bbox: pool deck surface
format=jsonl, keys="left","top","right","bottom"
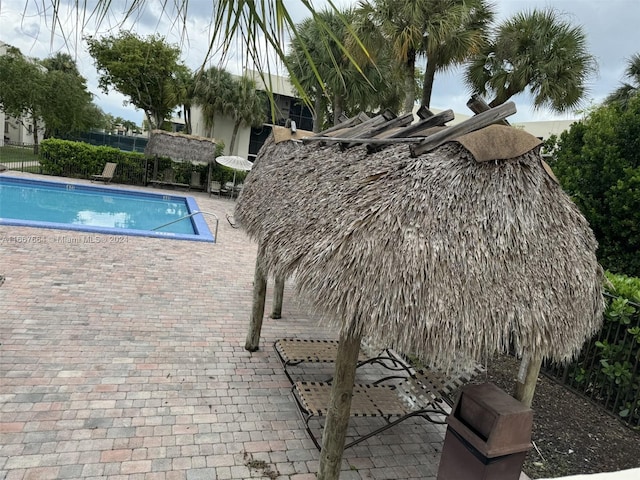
{"left": 0, "top": 173, "right": 524, "bottom": 480}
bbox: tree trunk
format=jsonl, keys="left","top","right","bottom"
{"left": 271, "top": 276, "right": 285, "bottom": 319}
{"left": 184, "top": 105, "right": 192, "bottom": 134}
{"left": 421, "top": 60, "right": 437, "bottom": 109}
{"left": 245, "top": 244, "right": 268, "bottom": 352}
{"left": 403, "top": 52, "right": 416, "bottom": 114}
{"left": 230, "top": 122, "right": 240, "bottom": 155}
{"left": 313, "top": 93, "right": 323, "bottom": 133}
{"left": 515, "top": 354, "right": 543, "bottom": 408}
{"left": 317, "top": 330, "right": 363, "bottom": 480}
{"left": 333, "top": 94, "right": 344, "bottom": 126}
{"left": 32, "top": 115, "right": 40, "bottom": 155}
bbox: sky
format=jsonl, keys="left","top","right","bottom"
{"left": 0, "top": 0, "right": 638, "bottom": 126}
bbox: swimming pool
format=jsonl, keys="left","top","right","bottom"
{"left": 0, "top": 176, "right": 215, "bottom": 242}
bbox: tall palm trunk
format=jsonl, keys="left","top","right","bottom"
{"left": 184, "top": 104, "right": 192, "bottom": 134}
{"left": 421, "top": 60, "right": 437, "bottom": 108}
{"left": 313, "top": 93, "right": 323, "bottom": 133}
{"left": 403, "top": 51, "right": 417, "bottom": 113}
{"left": 230, "top": 122, "right": 240, "bottom": 154}
{"left": 333, "top": 94, "right": 344, "bottom": 126}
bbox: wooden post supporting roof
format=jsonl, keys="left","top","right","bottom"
{"left": 271, "top": 276, "right": 285, "bottom": 319}
{"left": 317, "top": 330, "right": 363, "bottom": 480}
{"left": 516, "top": 354, "right": 543, "bottom": 407}
{"left": 245, "top": 244, "right": 268, "bottom": 352}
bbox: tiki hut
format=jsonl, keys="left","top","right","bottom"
{"left": 145, "top": 130, "right": 218, "bottom": 189}
{"left": 235, "top": 106, "right": 604, "bottom": 478}
{"left": 145, "top": 130, "right": 218, "bottom": 164}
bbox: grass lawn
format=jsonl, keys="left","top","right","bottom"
{"left": 0, "top": 144, "right": 39, "bottom": 163}
{"left": 0, "top": 145, "right": 41, "bottom": 173}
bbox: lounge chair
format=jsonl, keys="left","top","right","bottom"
{"left": 279, "top": 339, "right": 484, "bottom": 450}
{"left": 274, "top": 338, "right": 405, "bottom": 384}
{"left": 91, "top": 162, "right": 117, "bottom": 183}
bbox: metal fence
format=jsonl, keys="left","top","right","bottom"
{"left": 61, "top": 131, "right": 149, "bottom": 153}
{"left": 542, "top": 293, "right": 640, "bottom": 428}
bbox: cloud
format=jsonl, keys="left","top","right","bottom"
{"left": 1, "top": 0, "right": 638, "bottom": 124}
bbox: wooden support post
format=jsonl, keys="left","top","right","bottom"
{"left": 317, "top": 330, "right": 363, "bottom": 480}
{"left": 515, "top": 354, "right": 543, "bottom": 408}
{"left": 244, "top": 246, "right": 268, "bottom": 352}
{"left": 271, "top": 276, "right": 285, "bottom": 319}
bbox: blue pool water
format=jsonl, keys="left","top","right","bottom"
{"left": 0, "top": 176, "right": 214, "bottom": 242}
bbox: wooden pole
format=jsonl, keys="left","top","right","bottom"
{"left": 271, "top": 276, "right": 285, "bottom": 319}
{"left": 245, "top": 244, "right": 267, "bottom": 352}
{"left": 317, "top": 330, "right": 363, "bottom": 480}
{"left": 515, "top": 354, "right": 543, "bottom": 408}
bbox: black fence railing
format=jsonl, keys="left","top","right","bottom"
{"left": 542, "top": 293, "right": 640, "bottom": 428}
{"left": 61, "top": 131, "right": 149, "bottom": 153}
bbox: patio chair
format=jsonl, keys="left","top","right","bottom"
{"left": 210, "top": 180, "right": 222, "bottom": 197}
{"left": 189, "top": 171, "right": 203, "bottom": 190}
{"left": 274, "top": 338, "right": 407, "bottom": 384}
{"left": 289, "top": 352, "right": 485, "bottom": 450}
{"left": 91, "top": 162, "right": 117, "bottom": 183}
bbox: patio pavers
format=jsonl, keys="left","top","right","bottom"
{"left": 0, "top": 174, "right": 445, "bottom": 479}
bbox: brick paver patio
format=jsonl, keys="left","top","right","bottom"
{"left": 1, "top": 173, "right": 448, "bottom": 479}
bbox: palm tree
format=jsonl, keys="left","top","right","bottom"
{"left": 355, "top": 0, "right": 426, "bottom": 113}
{"left": 353, "top": 0, "right": 492, "bottom": 112}
{"left": 192, "top": 67, "right": 235, "bottom": 138}
{"left": 605, "top": 53, "right": 640, "bottom": 109}
{"left": 227, "top": 76, "right": 266, "bottom": 154}
{"left": 419, "top": 0, "right": 494, "bottom": 108}
{"left": 465, "top": 8, "right": 597, "bottom": 112}
{"left": 171, "top": 66, "right": 195, "bottom": 134}
{"left": 287, "top": 8, "right": 405, "bottom": 129}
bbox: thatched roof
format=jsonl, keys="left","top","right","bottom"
{"left": 145, "top": 130, "right": 217, "bottom": 164}
{"left": 235, "top": 118, "right": 604, "bottom": 368}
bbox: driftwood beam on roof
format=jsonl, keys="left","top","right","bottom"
{"left": 364, "top": 112, "right": 415, "bottom": 138}
{"left": 367, "top": 110, "right": 454, "bottom": 153}
{"left": 303, "top": 110, "right": 457, "bottom": 149}
{"left": 312, "top": 110, "right": 395, "bottom": 144}
{"left": 341, "top": 112, "right": 414, "bottom": 150}
{"left": 416, "top": 105, "right": 435, "bottom": 119}
{"left": 467, "top": 94, "right": 510, "bottom": 126}
{"left": 303, "top": 136, "right": 433, "bottom": 145}
{"left": 337, "top": 110, "right": 396, "bottom": 139}
{"left": 410, "top": 102, "right": 517, "bottom": 156}
{"left": 320, "top": 112, "right": 370, "bottom": 135}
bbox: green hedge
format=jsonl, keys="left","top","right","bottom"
{"left": 39, "top": 138, "right": 147, "bottom": 184}
{"left": 38, "top": 138, "right": 226, "bottom": 188}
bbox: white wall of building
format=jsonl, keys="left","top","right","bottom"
{"left": 189, "top": 109, "right": 252, "bottom": 158}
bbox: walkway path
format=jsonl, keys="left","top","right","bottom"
{"left": 0, "top": 173, "right": 447, "bottom": 479}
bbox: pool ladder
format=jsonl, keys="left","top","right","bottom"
{"left": 152, "top": 211, "right": 219, "bottom": 242}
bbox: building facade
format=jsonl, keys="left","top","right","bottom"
{"left": 0, "top": 41, "right": 45, "bottom": 147}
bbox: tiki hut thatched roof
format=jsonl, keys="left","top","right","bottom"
{"left": 145, "top": 130, "right": 218, "bottom": 164}
{"left": 235, "top": 112, "right": 604, "bottom": 368}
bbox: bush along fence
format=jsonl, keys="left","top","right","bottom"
{"left": 37, "top": 138, "right": 240, "bottom": 189}
{"left": 38, "top": 138, "right": 210, "bottom": 188}
{"left": 543, "top": 272, "right": 640, "bottom": 428}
